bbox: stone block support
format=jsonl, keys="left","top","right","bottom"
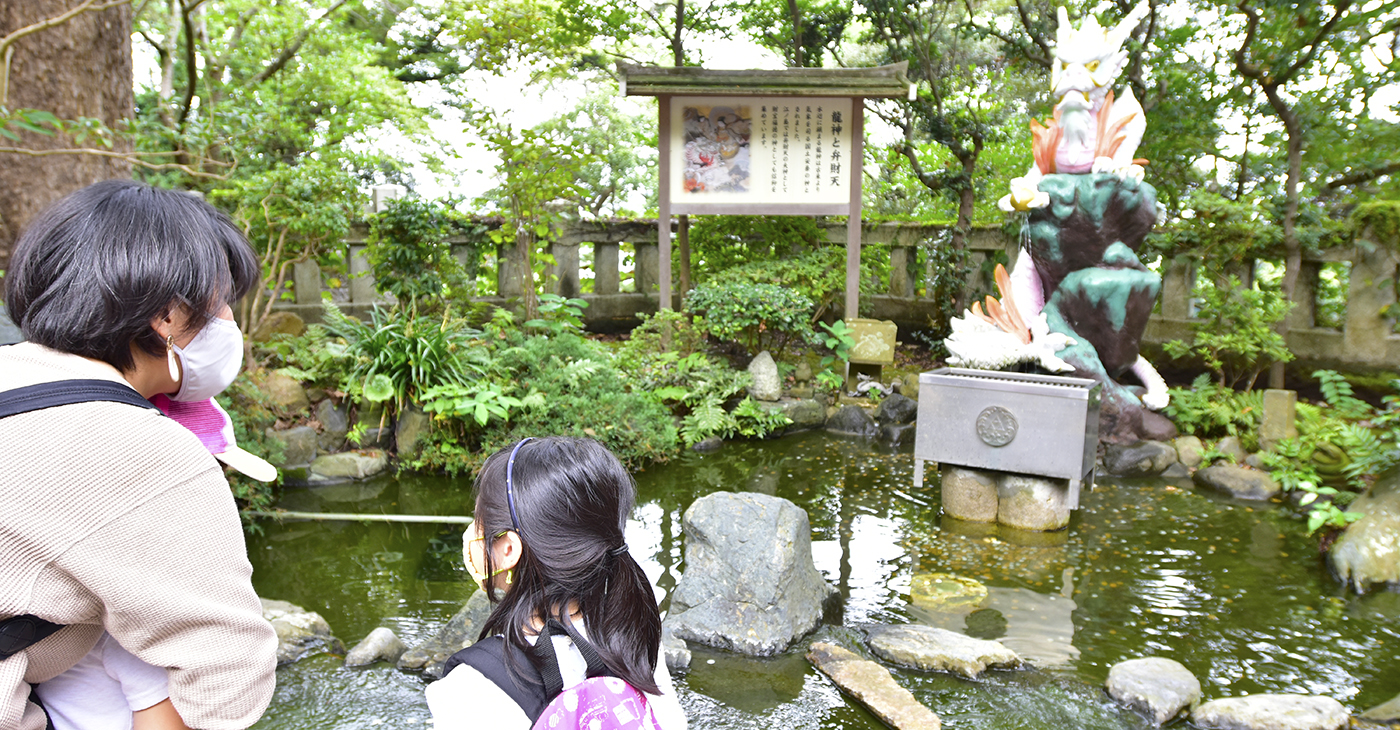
{"left": 548, "top": 242, "right": 580, "bottom": 297}
{"left": 1290, "top": 261, "right": 1321, "bottom": 330}
{"left": 1160, "top": 255, "right": 1193, "bottom": 320}
{"left": 498, "top": 243, "right": 525, "bottom": 299}
{"left": 349, "top": 244, "right": 376, "bottom": 303}
{"left": 293, "top": 260, "right": 322, "bottom": 306}
{"left": 635, "top": 242, "right": 659, "bottom": 294}
{"left": 889, "top": 245, "right": 915, "bottom": 298}
{"left": 594, "top": 242, "right": 620, "bottom": 295}
{"left": 1344, "top": 233, "right": 1398, "bottom": 363}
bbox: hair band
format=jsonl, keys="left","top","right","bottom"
{"left": 608, "top": 543, "right": 629, "bottom": 558}
{"left": 505, "top": 437, "right": 534, "bottom": 535}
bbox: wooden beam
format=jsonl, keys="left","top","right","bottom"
{"left": 658, "top": 95, "right": 673, "bottom": 312}
{"left": 846, "top": 99, "right": 864, "bottom": 322}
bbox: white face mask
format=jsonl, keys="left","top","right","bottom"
{"left": 171, "top": 316, "right": 244, "bottom": 402}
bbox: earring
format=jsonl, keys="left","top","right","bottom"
{"left": 506, "top": 570, "right": 513, "bottom": 586}
{"left": 166, "top": 334, "right": 180, "bottom": 381}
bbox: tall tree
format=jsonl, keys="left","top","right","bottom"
{"left": 0, "top": 0, "right": 133, "bottom": 269}
{"left": 739, "top": 0, "right": 852, "bottom": 68}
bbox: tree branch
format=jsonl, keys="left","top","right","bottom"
{"left": 176, "top": 0, "right": 198, "bottom": 131}
{"left": 245, "top": 0, "right": 351, "bottom": 87}
{"left": 1327, "top": 160, "right": 1400, "bottom": 189}
{"left": 0, "top": 145, "right": 227, "bottom": 178}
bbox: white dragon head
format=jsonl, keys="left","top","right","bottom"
{"left": 1050, "top": 4, "right": 1148, "bottom": 105}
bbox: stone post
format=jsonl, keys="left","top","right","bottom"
{"left": 349, "top": 245, "right": 376, "bottom": 304}
{"left": 594, "top": 242, "right": 620, "bottom": 294}
{"left": 964, "top": 251, "right": 988, "bottom": 294}
{"left": 1289, "top": 261, "right": 1320, "bottom": 330}
{"left": 498, "top": 243, "right": 524, "bottom": 299}
{"left": 1260, "top": 389, "right": 1298, "bottom": 452}
{"left": 451, "top": 243, "right": 477, "bottom": 294}
{"left": 1343, "top": 231, "right": 1399, "bottom": 363}
{"left": 888, "top": 245, "right": 914, "bottom": 298}
{"left": 548, "top": 242, "right": 580, "bottom": 298}
{"left": 635, "top": 242, "right": 659, "bottom": 294}
{"left": 293, "top": 260, "right": 322, "bottom": 306}
{"left": 1160, "top": 255, "right": 1193, "bottom": 320}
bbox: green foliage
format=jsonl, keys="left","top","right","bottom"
{"left": 615, "top": 310, "right": 709, "bottom": 369}
{"left": 1147, "top": 190, "right": 1281, "bottom": 267}
{"left": 686, "top": 215, "right": 828, "bottom": 283}
{"left": 1163, "top": 374, "right": 1263, "bottom": 448}
{"left": 524, "top": 294, "right": 589, "bottom": 336}
{"left": 679, "top": 396, "right": 791, "bottom": 447}
{"left": 698, "top": 244, "right": 885, "bottom": 322}
{"left": 528, "top": 89, "right": 656, "bottom": 217}
{"left": 815, "top": 369, "right": 845, "bottom": 393}
{"left": 818, "top": 320, "right": 855, "bottom": 361}
{"left": 366, "top": 197, "right": 470, "bottom": 305}
{"left": 1315, "top": 369, "right": 1373, "bottom": 420}
{"left": 737, "top": 0, "right": 851, "bottom": 68}
{"left": 420, "top": 382, "right": 528, "bottom": 426}
{"left": 1162, "top": 275, "right": 1293, "bottom": 390}
{"left": 218, "top": 376, "right": 283, "bottom": 531}
{"left": 1261, "top": 439, "right": 1365, "bottom": 535}
{"left": 684, "top": 282, "right": 817, "bottom": 356}
{"left": 320, "top": 302, "right": 486, "bottom": 412}
{"left": 256, "top": 326, "right": 353, "bottom": 388}
{"left": 1353, "top": 201, "right": 1400, "bottom": 248}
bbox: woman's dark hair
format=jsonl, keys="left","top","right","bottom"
{"left": 4, "top": 179, "right": 259, "bottom": 371}
{"left": 476, "top": 437, "right": 662, "bottom": 695}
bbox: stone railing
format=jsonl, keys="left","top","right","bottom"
{"left": 270, "top": 219, "right": 1400, "bottom": 369}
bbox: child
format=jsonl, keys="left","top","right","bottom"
{"left": 32, "top": 397, "right": 276, "bottom": 730}
{"left": 426, "top": 437, "right": 687, "bottom": 730}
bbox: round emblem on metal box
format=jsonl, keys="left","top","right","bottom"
{"left": 976, "top": 406, "right": 1017, "bottom": 447}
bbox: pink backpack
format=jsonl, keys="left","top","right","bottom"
{"left": 533, "top": 675, "right": 661, "bottom": 730}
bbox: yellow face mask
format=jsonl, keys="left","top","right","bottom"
{"left": 464, "top": 522, "right": 511, "bottom": 591}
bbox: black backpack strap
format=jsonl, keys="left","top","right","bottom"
{"left": 531, "top": 619, "right": 613, "bottom": 698}
{"left": 0, "top": 379, "right": 159, "bottom": 420}
{"left": 0, "top": 615, "right": 64, "bottom": 661}
{"left": 443, "top": 636, "right": 550, "bottom": 722}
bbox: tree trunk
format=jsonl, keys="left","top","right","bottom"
{"left": 678, "top": 214, "right": 691, "bottom": 295}
{"left": 786, "top": 0, "right": 803, "bottom": 67}
{"left": 1267, "top": 90, "right": 1302, "bottom": 390}
{"left": 0, "top": 0, "right": 133, "bottom": 270}
{"left": 671, "top": 0, "right": 684, "bottom": 67}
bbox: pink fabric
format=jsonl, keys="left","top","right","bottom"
{"left": 532, "top": 678, "right": 661, "bottom": 730}
{"left": 148, "top": 395, "right": 232, "bottom": 454}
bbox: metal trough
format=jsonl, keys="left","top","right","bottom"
{"left": 914, "top": 368, "right": 1101, "bottom": 506}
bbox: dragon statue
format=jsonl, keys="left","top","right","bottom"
{"left": 953, "top": 3, "right": 1174, "bottom": 443}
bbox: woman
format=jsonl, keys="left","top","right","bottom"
{"left": 0, "top": 180, "right": 278, "bottom": 730}
{"left": 426, "top": 437, "right": 687, "bottom": 730}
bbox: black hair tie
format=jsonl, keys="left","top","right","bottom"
{"left": 608, "top": 544, "right": 629, "bottom": 558}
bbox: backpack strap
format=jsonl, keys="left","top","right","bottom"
{"left": 443, "top": 636, "right": 550, "bottom": 722}
{"left": 0, "top": 615, "right": 64, "bottom": 661}
{"left": 531, "top": 619, "right": 613, "bottom": 698}
{"left": 0, "top": 379, "right": 160, "bottom": 420}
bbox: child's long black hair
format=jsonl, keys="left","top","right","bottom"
{"left": 474, "top": 437, "right": 662, "bottom": 694}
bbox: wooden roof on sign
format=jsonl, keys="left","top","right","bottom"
{"left": 618, "top": 62, "right": 912, "bottom": 98}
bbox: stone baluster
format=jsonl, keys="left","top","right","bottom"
{"left": 348, "top": 244, "right": 376, "bottom": 304}
{"left": 1344, "top": 230, "right": 1399, "bottom": 363}
{"left": 293, "top": 260, "right": 322, "bottom": 305}
{"left": 635, "top": 242, "right": 659, "bottom": 294}
{"left": 451, "top": 243, "right": 477, "bottom": 294}
{"left": 498, "top": 243, "right": 524, "bottom": 299}
{"left": 548, "top": 242, "right": 581, "bottom": 297}
{"left": 1159, "top": 255, "right": 1193, "bottom": 320}
{"left": 1290, "top": 261, "right": 1320, "bottom": 330}
{"left": 888, "top": 245, "right": 914, "bottom": 298}
{"left": 594, "top": 242, "right": 620, "bottom": 294}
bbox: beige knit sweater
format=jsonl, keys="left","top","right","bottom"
{"left": 0, "top": 342, "right": 277, "bottom": 730}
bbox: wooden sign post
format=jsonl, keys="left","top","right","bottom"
{"left": 621, "top": 64, "right": 912, "bottom": 320}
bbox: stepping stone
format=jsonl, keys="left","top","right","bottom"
{"left": 1105, "top": 657, "right": 1200, "bottom": 725}
{"left": 807, "top": 642, "right": 941, "bottom": 730}
{"left": 865, "top": 624, "right": 1021, "bottom": 679}
{"left": 1194, "top": 694, "right": 1349, "bottom": 730}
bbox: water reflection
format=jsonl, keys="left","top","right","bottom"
{"left": 246, "top": 433, "right": 1400, "bottom": 730}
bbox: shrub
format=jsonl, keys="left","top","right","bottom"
{"left": 683, "top": 281, "right": 816, "bottom": 357}
{"left": 1162, "top": 274, "right": 1293, "bottom": 390}
{"left": 1163, "top": 374, "right": 1263, "bottom": 448}
{"left": 365, "top": 197, "right": 471, "bottom": 306}
{"left": 218, "top": 376, "right": 283, "bottom": 531}
{"left": 703, "top": 246, "right": 883, "bottom": 322}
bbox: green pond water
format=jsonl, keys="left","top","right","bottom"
{"left": 247, "top": 431, "right": 1400, "bottom": 729}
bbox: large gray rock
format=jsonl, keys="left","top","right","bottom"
{"left": 756, "top": 398, "right": 826, "bottom": 433}
{"left": 345, "top": 627, "right": 407, "bottom": 667}
{"left": 997, "top": 475, "right": 1071, "bottom": 531}
{"left": 399, "top": 590, "right": 493, "bottom": 677}
{"left": 865, "top": 624, "right": 1021, "bottom": 679}
{"left": 880, "top": 422, "right": 916, "bottom": 448}
{"left": 260, "top": 371, "right": 311, "bottom": 413}
{"left": 1174, "top": 435, "right": 1205, "bottom": 469}
{"left": 874, "top": 394, "right": 918, "bottom": 425}
{"left": 661, "top": 625, "right": 691, "bottom": 674}
{"left": 1106, "top": 657, "right": 1201, "bottom": 726}
{"left": 1360, "top": 692, "right": 1400, "bottom": 723}
{"left": 261, "top": 598, "right": 343, "bottom": 665}
{"left": 1329, "top": 473, "right": 1400, "bottom": 592}
{"left": 1105, "top": 441, "right": 1178, "bottom": 478}
{"left": 941, "top": 467, "right": 998, "bottom": 523}
{"left": 1216, "top": 436, "right": 1248, "bottom": 465}
{"left": 808, "top": 642, "right": 941, "bottom": 730}
{"left": 265, "top": 426, "right": 317, "bottom": 467}
{"left": 666, "top": 492, "right": 838, "bottom": 656}
{"left": 395, "top": 406, "right": 431, "bottom": 459}
{"left": 1193, "top": 694, "right": 1348, "bottom": 730}
{"left": 310, "top": 450, "right": 388, "bottom": 480}
{"left": 1194, "top": 465, "right": 1280, "bottom": 501}
{"left": 691, "top": 436, "right": 723, "bottom": 453}
{"left": 747, "top": 351, "right": 782, "bottom": 402}
{"left": 826, "top": 405, "right": 877, "bottom": 437}
{"left": 315, "top": 399, "right": 350, "bottom": 452}
{"left": 250, "top": 311, "right": 306, "bottom": 342}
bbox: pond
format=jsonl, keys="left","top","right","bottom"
{"left": 247, "top": 431, "right": 1400, "bottom": 729}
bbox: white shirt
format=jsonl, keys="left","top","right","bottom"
{"left": 32, "top": 632, "right": 170, "bottom": 730}
{"left": 426, "top": 627, "right": 687, "bottom": 730}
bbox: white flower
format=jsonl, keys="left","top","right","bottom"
{"left": 998, "top": 176, "right": 1050, "bottom": 212}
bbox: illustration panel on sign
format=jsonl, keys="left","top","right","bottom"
{"left": 681, "top": 104, "right": 751, "bottom": 194}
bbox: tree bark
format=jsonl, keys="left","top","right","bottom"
{"left": 0, "top": 0, "right": 133, "bottom": 270}
{"left": 1268, "top": 92, "right": 1303, "bottom": 389}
